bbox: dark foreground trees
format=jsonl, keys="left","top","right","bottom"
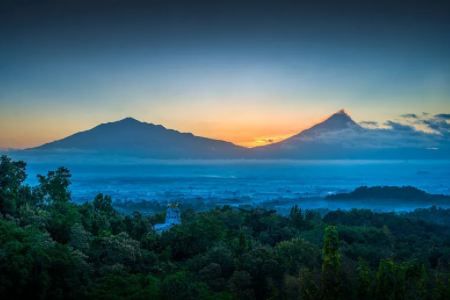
{"left": 1, "top": 155, "right": 450, "bottom": 299}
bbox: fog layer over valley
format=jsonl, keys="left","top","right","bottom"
{"left": 16, "top": 159, "right": 450, "bottom": 213}
{"left": 3, "top": 111, "right": 450, "bottom": 212}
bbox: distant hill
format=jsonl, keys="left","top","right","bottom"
{"left": 326, "top": 186, "right": 450, "bottom": 203}
{"left": 29, "top": 117, "right": 247, "bottom": 158}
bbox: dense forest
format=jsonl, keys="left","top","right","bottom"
{"left": 1, "top": 155, "right": 450, "bottom": 300}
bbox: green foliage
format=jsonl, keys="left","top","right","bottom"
{"left": 161, "top": 271, "right": 213, "bottom": 300}
{"left": 89, "top": 232, "right": 142, "bottom": 271}
{"left": 46, "top": 201, "right": 80, "bottom": 243}
{"left": 161, "top": 213, "right": 226, "bottom": 260}
{"left": 1, "top": 155, "right": 450, "bottom": 299}
{"left": 93, "top": 193, "right": 114, "bottom": 214}
{"left": 356, "top": 258, "right": 372, "bottom": 299}
{"left": 37, "top": 167, "right": 71, "bottom": 204}
{"left": 87, "top": 273, "right": 160, "bottom": 300}
{"left": 299, "top": 267, "right": 319, "bottom": 300}
{"left": 374, "top": 259, "right": 405, "bottom": 300}
{"left": 0, "top": 155, "right": 27, "bottom": 215}
{"left": 229, "top": 270, "right": 254, "bottom": 300}
{"left": 289, "top": 204, "right": 305, "bottom": 228}
{"left": 0, "top": 219, "right": 90, "bottom": 300}
{"left": 275, "top": 238, "right": 319, "bottom": 274}
{"left": 321, "top": 225, "right": 343, "bottom": 300}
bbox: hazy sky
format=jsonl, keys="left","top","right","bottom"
{"left": 1, "top": 0, "right": 450, "bottom": 148}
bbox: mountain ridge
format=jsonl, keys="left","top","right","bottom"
{"left": 24, "top": 110, "right": 450, "bottom": 159}
{"left": 272, "top": 109, "right": 363, "bottom": 143}
{"left": 30, "top": 117, "right": 247, "bottom": 158}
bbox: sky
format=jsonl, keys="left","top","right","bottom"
{"left": 1, "top": 0, "right": 450, "bottom": 148}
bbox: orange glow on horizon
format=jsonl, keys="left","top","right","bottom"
{"left": 0, "top": 104, "right": 356, "bottom": 149}
{"left": 0, "top": 116, "right": 312, "bottom": 149}
{"left": 0, "top": 107, "right": 400, "bottom": 149}
{"left": 227, "top": 133, "right": 297, "bottom": 148}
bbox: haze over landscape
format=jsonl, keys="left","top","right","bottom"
{"left": 1, "top": 0, "right": 450, "bottom": 227}
{"left": 1, "top": 1, "right": 450, "bottom": 299}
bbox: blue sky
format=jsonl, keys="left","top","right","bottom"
{"left": 1, "top": 0, "right": 449, "bottom": 147}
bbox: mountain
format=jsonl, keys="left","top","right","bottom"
{"left": 253, "top": 110, "right": 449, "bottom": 159}
{"left": 25, "top": 111, "right": 449, "bottom": 160}
{"left": 299, "top": 109, "right": 361, "bottom": 133}
{"left": 29, "top": 117, "right": 247, "bottom": 158}
{"left": 284, "top": 109, "right": 362, "bottom": 140}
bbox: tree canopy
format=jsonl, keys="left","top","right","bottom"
{"left": 1, "top": 155, "right": 450, "bottom": 299}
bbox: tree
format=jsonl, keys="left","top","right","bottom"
{"left": 229, "top": 270, "right": 255, "bottom": 300}
{"left": 161, "top": 213, "right": 225, "bottom": 260}
{"left": 35, "top": 167, "right": 80, "bottom": 243}
{"left": 375, "top": 259, "right": 406, "bottom": 300}
{"left": 0, "top": 155, "right": 26, "bottom": 216}
{"left": 238, "top": 230, "right": 249, "bottom": 254}
{"left": 93, "top": 193, "right": 114, "bottom": 215}
{"left": 89, "top": 232, "right": 142, "bottom": 270}
{"left": 161, "top": 271, "right": 208, "bottom": 300}
{"left": 80, "top": 195, "right": 124, "bottom": 236}
{"left": 199, "top": 263, "right": 225, "bottom": 291}
{"left": 298, "top": 267, "right": 319, "bottom": 300}
{"left": 289, "top": 205, "right": 305, "bottom": 229}
{"left": 356, "top": 258, "right": 372, "bottom": 299}
{"left": 204, "top": 245, "right": 235, "bottom": 277}
{"left": 69, "top": 222, "right": 92, "bottom": 252}
{"left": 87, "top": 273, "right": 160, "bottom": 300}
{"left": 1, "top": 156, "right": 450, "bottom": 300}
{"left": 434, "top": 275, "right": 450, "bottom": 300}
{"left": 124, "top": 211, "right": 151, "bottom": 240}
{"left": 0, "top": 219, "right": 91, "bottom": 299}
{"left": 403, "top": 261, "right": 428, "bottom": 300}
{"left": 47, "top": 201, "right": 81, "bottom": 244}
{"left": 239, "top": 246, "right": 282, "bottom": 299}
{"left": 37, "top": 167, "right": 71, "bottom": 204}
{"left": 275, "top": 238, "right": 319, "bottom": 274}
{"left": 321, "top": 225, "right": 343, "bottom": 300}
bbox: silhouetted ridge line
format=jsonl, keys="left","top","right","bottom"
{"left": 27, "top": 110, "right": 450, "bottom": 159}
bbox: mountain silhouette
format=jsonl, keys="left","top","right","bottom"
{"left": 285, "top": 109, "right": 362, "bottom": 140}
{"left": 30, "top": 117, "right": 247, "bottom": 158}
{"left": 26, "top": 111, "right": 449, "bottom": 159}
{"left": 302, "top": 109, "right": 360, "bottom": 131}
{"left": 253, "top": 110, "right": 448, "bottom": 159}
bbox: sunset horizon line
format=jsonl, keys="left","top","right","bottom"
{"left": 1, "top": 109, "right": 351, "bottom": 150}
{"left": 3, "top": 108, "right": 448, "bottom": 150}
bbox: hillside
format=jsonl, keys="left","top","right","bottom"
{"left": 326, "top": 186, "right": 450, "bottom": 203}
{"left": 30, "top": 117, "right": 247, "bottom": 158}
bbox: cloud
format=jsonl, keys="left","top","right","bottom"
{"left": 286, "top": 112, "right": 450, "bottom": 153}
{"left": 423, "top": 119, "right": 450, "bottom": 134}
{"left": 393, "top": 112, "right": 450, "bottom": 135}
{"left": 255, "top": 138, "right": 275, "bottom": 145}
{"left": 435, "top": 113, "right": 450, "bottom": 120}
{"left": 360, "top": 121, "right": 379, "bottom": 128}
{"left": 400, "top": 113, "right": 419, "bottom": 119}
{"left": 384, "top": 121, "right": 416, "bottom": 132}
{"left": 403, "top": 113, "right": 450, "bottom": 135}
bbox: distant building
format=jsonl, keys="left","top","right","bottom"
{"left": 154, "top": 203, "right": 181, "bottom": 233}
